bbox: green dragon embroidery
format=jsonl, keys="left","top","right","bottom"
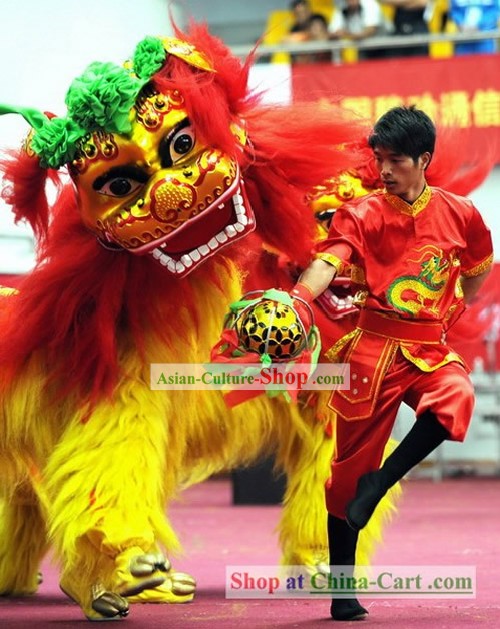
{"left": 387, "top": 254, "right": 451, "bottom": 316}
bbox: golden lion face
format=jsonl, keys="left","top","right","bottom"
{"left": 70, "top": 86, "right": 255, "bottom": 277}
{"left": 308, "top": 171, "right": 374, "bottom": 239}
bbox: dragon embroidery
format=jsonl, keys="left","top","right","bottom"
{"left": 387, "top": 246, "right": 452, "bottom": 316}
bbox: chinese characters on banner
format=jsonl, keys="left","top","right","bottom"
{"left": 292, "top": 53, "right": 500, "bottom": 161}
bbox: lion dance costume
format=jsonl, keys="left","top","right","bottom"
{"left": 0, "top": 24, "right": 402, "bottom": 621}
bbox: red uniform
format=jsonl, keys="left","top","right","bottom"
{"left": 315, "top": 186, "right": 493, "bottom": 518}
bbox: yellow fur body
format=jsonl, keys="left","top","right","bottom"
{"left": 0, "top": 260, "right": 398, "bottom": 619}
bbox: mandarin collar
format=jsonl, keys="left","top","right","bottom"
{"left": 384, "top": 184, "right": 432, "bottom": 217}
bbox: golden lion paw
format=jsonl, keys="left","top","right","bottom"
{"left": 112, "top": 546, "right": 168, "bottom": 598}
{"left": 60, "top": 546, "right": 170, "bottom": 620}
{"left": 60, "top": 578, "right": 129, "bottom": 621}
{"left": 128, "top": 570, "right": 196, "bottom": 604}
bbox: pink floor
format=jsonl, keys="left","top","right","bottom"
{"left": 1, "top": 478, "right": 499, "bottom": 628}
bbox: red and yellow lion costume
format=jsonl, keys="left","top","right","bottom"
{"left": 0, "top": 24, "right": 403, "bottom": 621}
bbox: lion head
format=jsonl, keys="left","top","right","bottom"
{"left": 0, "top": 23, "right": 367, "bottom": 400}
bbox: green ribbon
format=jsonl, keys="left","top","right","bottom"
{"left": 0, "top": 104, "right": 48, "bottom": 130}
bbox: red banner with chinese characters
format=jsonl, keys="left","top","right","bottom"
{"left": 292, "top": 54, "right": 500, "bottom": 162}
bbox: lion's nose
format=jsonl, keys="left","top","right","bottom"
{"left": 149, "top": 178, "right": 195, "bottom": 222}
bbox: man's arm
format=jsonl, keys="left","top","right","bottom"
{"left": 461, "top": 268, "right": 491, "bottom": 304}
{"left": 296, "top": 258, "right": 338, "bottom": 300}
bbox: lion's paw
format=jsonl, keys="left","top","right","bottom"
{"left": 128, "top": 570, "right": 196, "bottom": 604}
{"left": 60, "top": 578, "right": 129, "bottom": 621}
{"left": 113, "top": 546, "right": 168, "bottom": 598}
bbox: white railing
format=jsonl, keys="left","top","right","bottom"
{"left": 229, "top": 29, "right": 500, "bottom": 60}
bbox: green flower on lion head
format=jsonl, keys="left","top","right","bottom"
{"left": 66, "top": 62, "right": 142, "bottom": 134}
{"left": 0, "top": 36, "right": 212, "bottom": 169}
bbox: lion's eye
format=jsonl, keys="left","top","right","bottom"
{"left": 92, "top": 166, "right": 149, "bottom": 197}
{"left": 160, "top": 120, "right": 196, "bottom": 167}
{"left": 98, "top": 177, "right": 144, "bottom": 198}
{"left": 172, "top": 130, "right": 195, "bottom": 159}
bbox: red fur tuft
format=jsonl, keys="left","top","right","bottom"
{"left": 243, "top": 105, "right": 368, "bottom": 266}
{"left": 154, "top": 22, "right": 258, "bottom": 160}
{"left": 0, "top": 149, "right": 61, "bottom": 247}
{"left": 427, "top": 126, "right": 497, "bottom": 195}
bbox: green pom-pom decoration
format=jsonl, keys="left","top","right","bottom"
{"left": 133, "top": 36, "right": 166, "bottom": 80}
{"left": 65, "top": 61, "right": 142, "bottom": 135}
{"left": 31, "top": 117, "right": 84, "bottom": 169}
{"left": 2, "top": 37, "right": 169, "bottom": 169}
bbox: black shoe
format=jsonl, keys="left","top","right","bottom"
{"left": 346, "top": 470, "right": 386, "bottom": 532}
{"left": 330, "top": 598, "right": 368, "bottom": 621}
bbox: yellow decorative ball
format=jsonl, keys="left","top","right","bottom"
{"left": 236, "top": 299, "right": 306, "bottom": 360}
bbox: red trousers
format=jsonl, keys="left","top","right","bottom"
{"left": 325, "top": 348, "right": 475, "bottom": 518}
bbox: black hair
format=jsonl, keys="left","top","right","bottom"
{"left": 290, "top": 0, "right": 309, "bottom": 9}
{"left": 368, "top": 105, "right": 436, "bottom": 163}
{"left": 309, "top": 13, "right": 328, "bottom": 28}
{"left": 342, "top": 5, "right": 363, "bottom": 17}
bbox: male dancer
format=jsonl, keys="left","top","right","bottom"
{"left": 291, "top": 105, "right": 493, "bottom": 620}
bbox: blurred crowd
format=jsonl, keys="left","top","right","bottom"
{"left": 268, "top": 0, "right": 500, "bottom": 63}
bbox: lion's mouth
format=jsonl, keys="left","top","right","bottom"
{"left": 145, "top": 179, "right": 255, "bottom": 277}
{"left": 316, "top": 281, "right": 357, "bottom": 321}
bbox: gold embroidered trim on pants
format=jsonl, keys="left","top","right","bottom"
{"left": 399, "top": 346, "right": 464, "bottom": 371}
{"left": 325, "top": 329, "right": 360, "bottom": 363}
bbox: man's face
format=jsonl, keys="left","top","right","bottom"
{"left": 293, "top": 2, "right": 311, "bottom": 25}
{"left": 309, "top": 18, "right": 328, "bottom": 39}
{"left": 373, "top": 146, "right": 430, "bottom": 201}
